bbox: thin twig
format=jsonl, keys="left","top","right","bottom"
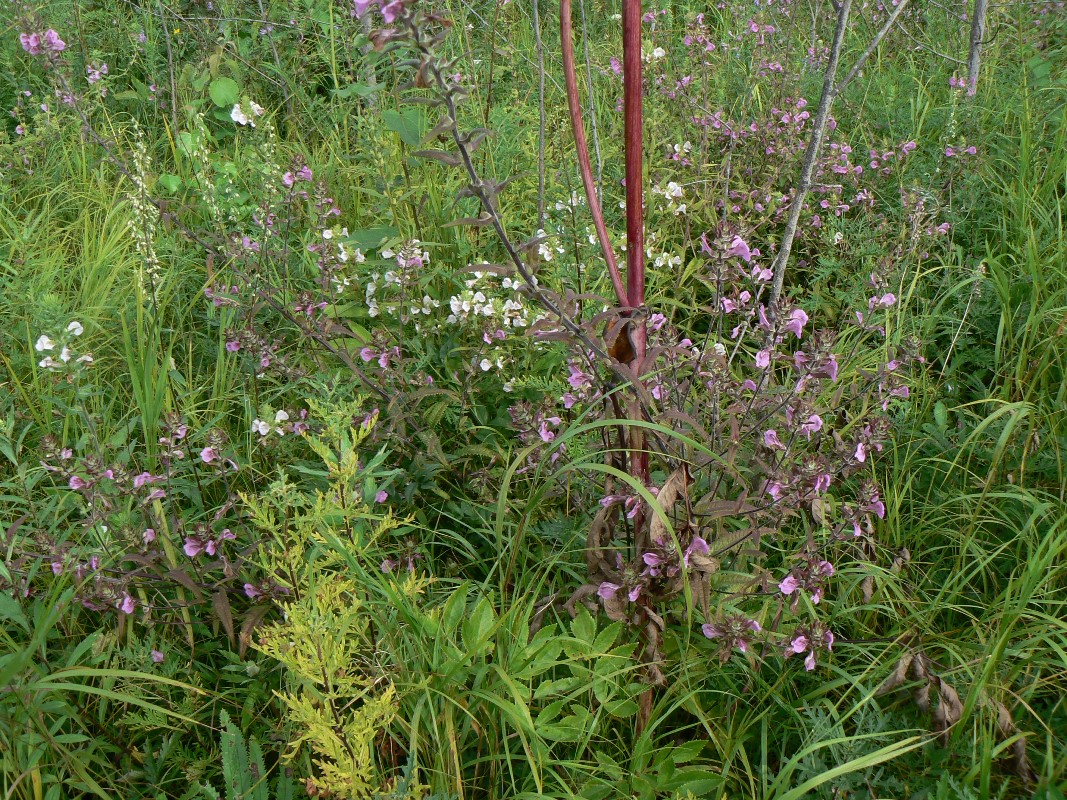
{"left": 532, "top": 0, "right": 547, "bottom": 229}
{"left": 561, "top": 0, "right": 628, "bottom": 307}
{"left": 768, "top": 0, "right": 853, "bottom": 310}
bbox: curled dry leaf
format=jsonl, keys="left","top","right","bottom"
{"left": 877, "top": 649, "right": 1034, "bottom": 786}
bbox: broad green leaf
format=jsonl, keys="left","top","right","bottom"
{"left": 208, "top": 77, "right": 240, "bottom": 107}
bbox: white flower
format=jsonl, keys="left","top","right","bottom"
{"left": 653, "top": 47, "right": 666, "bottom": 59}
{"left": 252, "top": 419, "right": 271, "bottom": 436}
{"left": 76, "top": 354, "right": 94, "bottom": 364}
{"left": 479, "top": 359, "right": 492, "bottom": 371}
{"left": 38, "top": 356, "right": 60, "bottom": 370}
{"left": 35, "top": 335, "right": 55, "bottom": 352}
{"left": 66, "top": 321, "right": 84, "bottom": 336}
{"left": 59, "top": 346, "right": 72, "bottom": 363}
{"left": 274, "top": 410, "right": 289, "bottom": 423}
{"left": 231, "top": 104, "right": 252, "bottom": 126}
{"left": 249, "top": 101, "right": 265, "bottom": 117}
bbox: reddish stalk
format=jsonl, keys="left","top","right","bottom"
{"left": 621, "top": 0, "right": 649, "bottom": 489}
{"left": 560, "top": 0, "right": 628, "bottom": 308}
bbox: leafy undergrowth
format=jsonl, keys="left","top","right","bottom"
{"left": 1, "top": 0, "right": 1065, "bottom": 798}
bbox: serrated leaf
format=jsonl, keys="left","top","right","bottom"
{"left": 571, "top": 606, "right": 596, "bottom": 643}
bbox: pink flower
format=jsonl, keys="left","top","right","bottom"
{"left": 597, "top": 582, "right": 621, "bottom": 600}
{"left": 726, "top": 235, "right": 752, "bottom": 262}
{"left": 804, "top": 651, "right": 817, "bottom": 670}
{"left": 353, "top": 0, "right": 376, "bottom": 17}
{"left": 183, "top": 537, "right": 205, "bottom": 558}
{"left": 244, "top": 583, "right": 263, "bottom": 599}
{"left": 375, "top": 490, "right": 389, "bottom": 503}
{"left": 144, "top": 488, "right": 166, "bottom": 502}
{"left": 20, "top": 32, "right": 43, "bottom": 54}
{"left": 763, "top": 429, "right": 785, "bottom": 450}
{"left": 296, "top": 166, "right": 313, "bottom": 181}
{"left": 151, "top": 649, "right": 165, "bottom": 663}
{"left": 282, "top": 171, "right": 295, "bottom": 187}
{"left": 799, "top": 414, "right": 823, "bottom": 438}
{"left": 69, "top": 475, "right": 87, "bottom": 490}
{"left": 143, "top": 528, "right": 156, "bottom": 543}
{"left": 118, "top": 594, "right": 136, "bottom": 615}
{"left": 755, "top": 350, "right": 771, "bottom": 369}
{"left": 567, "top": 363, "right": 593, "bottom": 389}
{"left": 790, "top": 634, "right": 808, "bottom": 653}
{"left": 359, "top": 347, "right": 376, "bottom": 362}
{"left": 133, "top": 471, "right": 155, "bottom": 488}
{"left": 42, "top": 29, "right": 65, "bottom": 51}
{"left": 226, "top": 340, "right": 241, "bottom": 352}
{"left": 783, "top": 308, "right": 809, "bottom": 339}
{"left": 855, "top": 442, "right": 867, "bottom": 462}
{"left": 814, "top": 473, "right": 831, "bottom": 493}
{"left": 779, "top": 575, "right": 799, "bottom": 595}
{"left": 199, "top": 447, "right": 218, "bottom": 464}
{"left": 381, "top": 0, "right": 405, "bottom": 22}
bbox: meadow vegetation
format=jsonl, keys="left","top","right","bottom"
{"left": 1, "top": 0, "right": 1065, "bottom": 797}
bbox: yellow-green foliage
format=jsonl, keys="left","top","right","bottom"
{"left": 249, "top": 400, "right": 423, "bottom": 799}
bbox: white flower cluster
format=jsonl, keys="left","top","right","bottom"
{"left": 252, "top": 410, "right": 290, "bottom": 437}
{"left": 127, "top": 124, "right": 162, "bottom": 291}
{"left": 652, "top": 181, "right": 687, "bottom": 215}
{"left": 230, "top": 100, "right": 265, "bottom": 127}
{"left": 324, "top": 226, "right": 366, "bottom": 293}
{"left": 653, "top": 251, "right": 682, "bottom": 269}
{"left": 365, "top": 240, "right": 436, "bottom": 320}
{"left": 554, "top": 192, "right": 585, "bottom": 212}
{"left": 36, "top": 321, "right": 93, "bottom": 370}
{"left": 445, "top": 272, "right": 533, "bottom": 330}
{"left": 535, "top": 229, "right": 566, "bottom": 262}
{"left": 644, "top": 46, "right": 667, "bottom": 62}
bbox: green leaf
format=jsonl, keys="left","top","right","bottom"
{"left": 381, "top": 109, "right": 423, "bottom": 147}
{"left": 333, "top": 82, "right": 382, "bottom": 99}
{"left": 158, "top": 174, "right": 182, "bottom": 193}
{"left": 209, "top": 77, "right": 240, "bottom": 107}
{"left": 462, "top": 596, "right": 496, "bottom": 655}
{"left": 571, "top": 606, "right": 596, "bottom": 643}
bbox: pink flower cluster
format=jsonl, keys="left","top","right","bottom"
{"left": 20, "top": 29, "right": 66, "bottom": 55}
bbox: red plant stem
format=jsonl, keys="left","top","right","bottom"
{"left": 622, "top": 0, "right": 649, "bottom": 490}
{"left": 560, "top": 0, "right": 628, "bottom": 308}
